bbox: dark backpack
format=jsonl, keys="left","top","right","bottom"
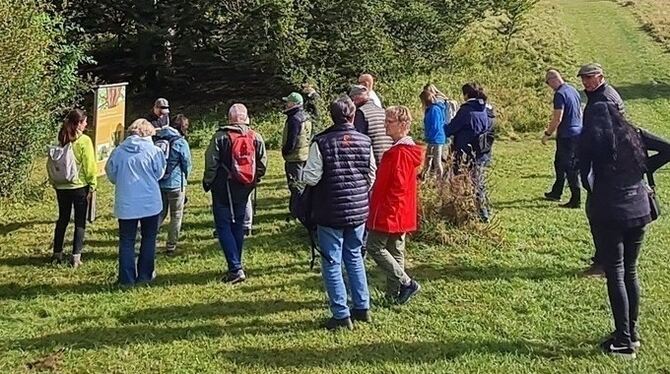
{"left": 290, "top": 184, "right": 332, "bottom": 269}
{"left": 154, "top": 135, "right": 183, "bottom": 182}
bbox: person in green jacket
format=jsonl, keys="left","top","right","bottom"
{"left": 51, "top": 109, "right": 97, "bottom": 268}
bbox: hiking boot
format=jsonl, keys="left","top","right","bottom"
{"left": 397, "top": 280, "right": 421, "bottom": 305}
{"left": 323, "top": 317, "right": 353, "bottom": 331}
{"left": 51, "top": 252, "right": 64, "bottom": 265}
{"left": 560, "top": 201, "right": 580, "bottom": 209}
{"left": 582, "top": 263, "right": 605, "bottom": 278}
{"left": 244, "top": 228, "right": 252, "bottom": 237}
{"left": 70, "top": 254, "right": 82, "bottom": 269}
{"left": 600, "top": 337, "right": 637, "bottom": 359}
{"left": 544, "top": 192, "right": 561, "bottom": 201}
{"left": 222, "top": 270, "right": 246, "bottom": 284}
{"left": 351, "top": 309, "right": 371, "bottom": 323}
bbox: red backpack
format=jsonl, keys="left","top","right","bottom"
{"left": 226, "top": 129, "right": 257, "bottom": 185}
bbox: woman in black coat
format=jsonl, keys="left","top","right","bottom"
{"left": 579, "top": 102, "right": 653, "bottom": 359}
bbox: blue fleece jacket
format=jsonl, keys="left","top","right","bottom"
{"left": 424, "top": 101, "right": 446, "bottom": 144}
{"left": 445, "top": 99, "right": 493, "bottom": 162}
{"left": 106, "top": 135, "right": 166, "bottom": 220}
{"left": 156, "top": 126, "right": 192, "bottom": 191}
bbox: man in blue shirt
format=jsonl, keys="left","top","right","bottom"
{"left": 542, "top": 69, "right": 583, "bottom": 208}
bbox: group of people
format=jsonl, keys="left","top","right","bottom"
{"left": 47, "top": 66, "right": 667, "bottom": 358}
{"left": 541, "top": 63, "right": 670, "bottom": 358}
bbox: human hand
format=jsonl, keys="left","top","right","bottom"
{"left": 541, "top": 134, "right": 550, "bottom": 145}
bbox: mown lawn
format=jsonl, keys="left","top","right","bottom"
{"left": 2, "top": 0, "right": 670, "bottom": 373}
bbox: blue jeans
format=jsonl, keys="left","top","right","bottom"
{"left": 317, "top": 224, "right": 370, "bottom": 319}
{"left": 212, "top": 196, "right": 247, "bottom": 273}
{"left": 118, "top": 214, "right": 159, "bottom": 285}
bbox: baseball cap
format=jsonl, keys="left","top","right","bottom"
{"left": 228, "top": 103, "right": 249, "bottom": 125}
{"left": 154, "top": 98, "right": 170, "bottom": 114}
{"left": 577, "top": 63, "right": 604, "bottom": 77}
{"left": 349, "top": 84, "right": 368, "bottom": 97}
{"left": 282, "top": 92, "right": 304, "bottom": 105}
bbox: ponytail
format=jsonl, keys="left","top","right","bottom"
{"left": 58, "top": 109, "right": 86, "bottom": 146}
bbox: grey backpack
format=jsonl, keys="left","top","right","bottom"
{"left": 47, "top": 143, "right": 79, "bottom": 184}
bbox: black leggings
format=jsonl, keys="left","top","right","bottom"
{"left": 53, "top": 187, "right": 89, "bottom": 255}
{"left": 592, "top": 222, "right": 646, "bottom": 344}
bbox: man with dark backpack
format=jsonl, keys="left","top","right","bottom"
{"left": 156, "top": 114, "right": 192, "bottom": 256}
{"left": 203, "top": 103, "right": 267, "bottom": 284}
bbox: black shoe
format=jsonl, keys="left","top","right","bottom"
{"left": 601, "top": 338, "right": 637, "bottom": 359}
{"left": 323, "top": 317, "right": 353, "bottom": 331}
{"left": 544, "top": 192, "right": 561, "bottom": 201}
{"left": 560, "top": 201, "right": 580, "bottom": 209}
{"left": 221, "top": 270, "right": 246, "bottom": 284}
{"left": 605, "top": 331, "right": 641, "bottom": 349}
{"left": 351, "top": 309, "right": 371, "bottom": 323}
{"left": 397, "top": 280, "right": 421, "bottom": 305}
{"left": 51, "top": 252, "right": 64, "bottom": 265}
{"left": 581, "top": 263, "right": 605, "bottom": 278}
{"left": 244, "top": 228, "right": 252, "bottom": 237}
{"left": 212, "top": 230, "right": 218, "bottom": 238}
{"left": 166, "top": 249, "right": 177, "bottom": 257}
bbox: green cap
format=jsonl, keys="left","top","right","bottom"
{"left": 282, "top": 92, "right": 304, "bottom": 105}
{"left": 577, "top": 63, "right": 604, "bottom": 77}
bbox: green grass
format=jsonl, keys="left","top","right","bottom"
{"left": 3, "top": 0, "right": 670, "bottom": 372}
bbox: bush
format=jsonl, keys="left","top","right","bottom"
{"left": 0, "top": 0, "right": 87, "bottom": 197}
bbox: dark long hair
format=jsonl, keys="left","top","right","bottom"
{"left": 584, "top": 102, "right": 646, "bottom": 175}
{"left": 172, "top": 114, "right": 189, "bottom": 136}
{"left": 58, "top": 109, "right": 86, "bottom": 146}
{"left": 462, "top": 82, "right": 488, "bottom": 102}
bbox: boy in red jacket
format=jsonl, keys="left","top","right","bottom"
{"left": 367, "top": 106, "right": 424, "bottom": 304}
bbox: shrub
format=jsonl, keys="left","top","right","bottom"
{"left": 0, "top": 0, "right": 87, "bottom": 197}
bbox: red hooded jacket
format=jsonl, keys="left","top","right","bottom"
{"left": 367, "top": 139, "right": 424, "bottom": 234}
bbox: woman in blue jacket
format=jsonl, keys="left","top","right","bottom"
{"left": 106, "top": 119, "right": 166, "bottom": 285}
{"left": 156, "top": 114, "right": 192, "bottom": 256}
{"left": 420, "top": 84, "right": 448, "bottom": 178}
{"left": 446, "top": 83, "right": 495, "bottom": 222}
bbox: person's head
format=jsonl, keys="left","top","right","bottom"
{"left": 283, "top": 92, "right": 304, "bottom": 110}
{"left": 127, "top": 118, "right": 156, "bottom": 138}
{"left": 349, "top": 84, "right": 369, "bottom": 106}
{"left": 58, "top": 109, "right": 88, "bottom": 146}
{"left": 330, "top": 95, "right": 356, "bottom": 124}
{"left": 462, "top": 82, "right": 487, "bottom": 102}
{"left": 153, "top": 98, "right": 170, "bottom": 117}
{"left": 584, "top": 101, "right": 646, "bottom": 173}
{"left": 228, "top": 103, "right": 250, "bottom": 125}
{"left": 420, "top": 83, "right": 446, "bottom": 109}
{"left": 384, "top": 106, "right": 412, "bottom": 141}
{"left": 577, "top": 63, "right": 605, "bottom": 92}
{"left": 172, "top": 114, "right": 189, "bottom": 136}
{"left": 545, "top": 69, "right": 565, "bottom": 90}
{"left": 358, "top": 74, "right": 375, "bottom": 90}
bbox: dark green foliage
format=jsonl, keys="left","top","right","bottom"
{"left": 0, "top": 0, "right": 87, "bottom": 197}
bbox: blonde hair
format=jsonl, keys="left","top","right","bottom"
{"left": 420, "top": 83, "right": 446, "bottom": 109}
{"left": 386, "top": 106, "right": 412, "bottom": 130}
{"left": 127, "top": 119, "right": 156, "bottom": 137}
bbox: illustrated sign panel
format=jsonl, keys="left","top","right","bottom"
{"left": 92, "top": 83, "right": 128, "bottom": 175}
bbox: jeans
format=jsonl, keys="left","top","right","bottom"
{"left": 550, "top": 136, "right": 580, "bottom": 202}
{"left": 118, "top": 214, "right": 160, "bottom": 285}
{"left": 53, "top": 187, "right": 89, "bottom": 255}
{"left": 592, "top": 222, "right": 646, "bottom": 344}
{"left": 285, "top": 162, "right": 305, "bottom": 217}
{"left": 317, "top": 224, "right": 370, "bottom": 319}
{"left": 160, "top": 189, "right": 186, "bottom": 251}
{"left": 422, "top": 143, "right": 445, "bottom": 178}
{"left": 366, "top": 230, "right": 411, "bottom": 295}
{"left": 471, "top": 162, "right": 490, "bottom": 221}
{"left": 212, "top": 195, "right": 247, "bottom": 273}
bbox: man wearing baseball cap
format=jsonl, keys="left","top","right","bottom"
{"left": 281, "top": 92, "right": 312, "bottom": 218}
{"left": 146, "top": 98, "right": 171, "bottom": 128}
{"left": 577, "top": 63, "right": 626, "bottom": 278}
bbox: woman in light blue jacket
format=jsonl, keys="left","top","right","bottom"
{"left": 106, "top": 119, "right": 166, "bottom": 285}
{"left": 156, "top": 114, "right": 192, "bottom": 255}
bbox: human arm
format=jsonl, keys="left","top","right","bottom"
{"left": 639, "top": 128, "right": 670, "bottom": 174}
{"left": 543, "top": 93, "right": 565, "bottom": 144}
{"left": 79, "top": 136, "right": 98, "bottom": 190}
{"left": 303, "top": 142, "right": 323, "bottom": 186}
{"left": 105, "top": 149, "right": 118, "bottom": 185}
{"left": 255, "top": 133, "right": 268, "bottom": 181}
{"left": 180, "top": 139, "right": 193, "bottom": 179}
{"left": 366, "top": 148, "right": 377, "bottom": 189}
{"left": 445, "top": 107, "right": 467, "bottom": 137}
{"left": 153, "top": 147, "right": 167, "bottom": 180}
{"left": 282, "top": 117, "right": 301, "bottom": 156}
{"left": 202, "top": 133, "right": 221, "bottom": 192}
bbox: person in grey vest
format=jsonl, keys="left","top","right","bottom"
{"left": 578, "top": 63, "right": 626, "bottom": 277}
{"left": 350, "top": 85, "right": 393, "bottom": 164}
{"left": 282, "top": 92, "right": 312, "bottom": 218}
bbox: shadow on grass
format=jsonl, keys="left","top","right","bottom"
{"left": 411, "top": 263, "right": 580, "bottom": 282}
{"left": 616, "top": 81, "right": 670, "bottom": 101}
{"left": 519, "top": 173, "right": 552, "bottom": 179}
{"left": 493, "top": 197, "right": 551, "bottom": 209}
{"left": 0, "top": 220, "right": 53, "bottom": 236}
{"left": 0, "top": 251, "right": 117, "bottom": 267}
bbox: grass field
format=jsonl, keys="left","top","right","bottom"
{"left": 3, "top": 0, "right": 670, "bottom": 373}
{"left": 620, "top": 0, "right": 670, "bottom": 51}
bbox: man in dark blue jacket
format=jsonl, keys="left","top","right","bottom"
{"left": 281, "top": 92, "right": 312, "bottom": 218}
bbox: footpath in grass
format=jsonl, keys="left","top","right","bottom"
{"left": 2, "top": 1, "right": 670, "bottom": 373}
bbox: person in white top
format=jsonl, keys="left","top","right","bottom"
{"left": 358, "top": 74, "right": 383, "bottom": 108}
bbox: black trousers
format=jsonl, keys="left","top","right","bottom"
{"left": 53, "top": 187, "right": 89, "bottom": 255}
{"left": 285, "top": 161, "right": 305, "bottom": 217}
{"left": 591, "top": 222, "right": 646, "bottom": 344}
{"left": 549, "top": 136, "right": 580, "bottom": 202}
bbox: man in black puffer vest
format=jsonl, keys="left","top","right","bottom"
{"left": 304, "top": 96, "right": 377, "bottom": 330}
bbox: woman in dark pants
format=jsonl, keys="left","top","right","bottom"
{"left": 579, "top": 102, "right": 657, "bottom": 359}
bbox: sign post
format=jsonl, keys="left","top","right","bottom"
{"left": 91, "top": 83, "right": 128, "bottom": 176}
